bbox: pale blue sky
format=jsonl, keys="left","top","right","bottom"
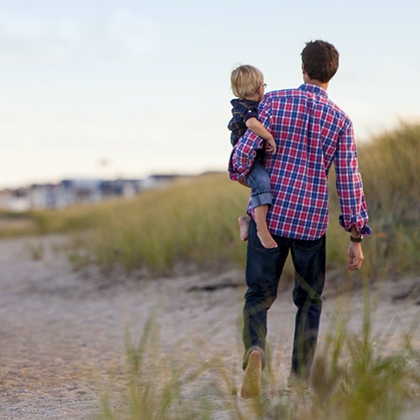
{"left": 1, "top": 0, "right": 419, "bottom": 188}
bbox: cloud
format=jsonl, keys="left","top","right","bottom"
{"left": 0, "top": 12, "right": 83, "bottom": 63}
{"left": 104, "top": 9, "right": 163, "bottom": 57}
{"left": 0, "top": 9, "right": 163, "bottom": 65}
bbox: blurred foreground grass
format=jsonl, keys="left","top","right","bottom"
{"left": 1, "top": 122, "right": 420, "bottom": 278}
{"left": 99, "top": 290, "right": 420, "bottom": 420}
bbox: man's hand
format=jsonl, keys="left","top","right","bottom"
{"left": 265, "top": 136, "right": 277, "bottom": 154}
{"left": 347, "top": 242, "right": 364, "bottom": 270}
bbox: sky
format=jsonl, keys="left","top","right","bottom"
{"left": 1, "top": 0, "right": 419, "bottom": 189}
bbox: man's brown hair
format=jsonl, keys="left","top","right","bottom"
{"left": 301, "top": 40, "right": 339, "bottom": 83}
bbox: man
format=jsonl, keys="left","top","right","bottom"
{"left": 229, "top": 40, "right": 371, "bottom": 398}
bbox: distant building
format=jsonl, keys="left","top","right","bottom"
{"left": 142, "top": 174, "right": 180, "bottom": 190}
{"left": 100, "top": 179, "right": 143, "bottom": 199}
{"left": 28, "top": 184, "right": 61, "bottom": 209}
{"left": 1, "top": 174, "right": 191, "bottom": 211}
{"left": 0, "top": 189, "right": 12, "bottom": 210}
{"left": 0, "top": 188, "right": 30, "bottom": 212}
{"left": 27, "top": 179, "right": 140, "bottom": 209}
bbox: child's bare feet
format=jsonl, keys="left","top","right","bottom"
{"left": 240, "top": 350, "right": 262, "bottom": 399}
{"left": 238, "top": 215, "right": 250, "bottom": 241}
{"left": 257, "top": 228, "right": 278, "bottom": 249}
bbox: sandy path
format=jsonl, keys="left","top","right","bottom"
{"left": 0, "top": 234, "right": 420, "bottom": 419}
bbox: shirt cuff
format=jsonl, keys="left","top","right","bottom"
{"left": 339, "top": 215, "right": 372, "bottom": 237}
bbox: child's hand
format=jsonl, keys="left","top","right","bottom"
{"left": 266, "top": 137, "right": 277, "bottom": 154}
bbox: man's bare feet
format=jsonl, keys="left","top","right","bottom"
{"left": 240, "top": 350, "right": 262, "bottom": 399}
{"left": 257, "top": 228, "right": 278, "bottom": 249}
{"left": 238, "top": 215, "right": 250, "bottom": 241}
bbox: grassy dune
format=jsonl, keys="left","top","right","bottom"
{"left": 357, "top": 123, "right": 420, "bottom": 276}
{"left": 3, "top": 122, "right": 419, "bottom": 280}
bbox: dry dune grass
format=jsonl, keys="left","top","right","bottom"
{"left": 1, "top": 123, "right": 420, "bottom": 419}
{"left": 2, "top": 123, "right": 420, "bottom": 282}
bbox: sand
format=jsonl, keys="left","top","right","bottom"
{"left": 1, "top": 234, "right": 420, "bottom": 419}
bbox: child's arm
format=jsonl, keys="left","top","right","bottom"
{"left": 246, "top": 117, "right": 276, "bottom": 154}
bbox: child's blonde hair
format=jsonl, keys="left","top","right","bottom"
{"left": 231, "top": 65, "right": 264, "bottom": 99}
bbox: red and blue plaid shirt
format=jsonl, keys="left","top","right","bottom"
{"left": 229, "top": 84, "right": 371, "bottom": 240}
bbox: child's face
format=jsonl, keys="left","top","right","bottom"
{"left": 257, "top": 83, "right": 267, "bottom": 102}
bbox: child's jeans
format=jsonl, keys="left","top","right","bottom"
{"left": 245, "top": 159, "right": 272, "bottom": 209}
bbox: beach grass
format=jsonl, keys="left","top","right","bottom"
{"left": 1, "top": 122, "right": 419, "bottom": 281}
{"left": 98, "top": 288, "right": 420, "bottom": 420}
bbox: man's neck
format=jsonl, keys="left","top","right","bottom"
{"left": 302, "top": 67, "right": 330, "bottom": 91}
{"left": 305, "top": 79, "right": 329, "bottom": 91}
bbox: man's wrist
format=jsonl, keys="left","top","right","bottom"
{"left": 349, "top": 225, "right": 362, "bottom": 242}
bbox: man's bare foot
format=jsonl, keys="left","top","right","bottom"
{"left": 240, "top": 350, "right": 262, "bottom": 399}
{"left": 257, "top": 229, "right": 278, "bottom": 249}
{"left": 238, "top": 215, "right": 250, "bottom": 241}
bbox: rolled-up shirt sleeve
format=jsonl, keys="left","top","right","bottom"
{"left": 335, "top": 120, "right": 372, "bottom": 236}
{"left": 228, "top": 134, "right": 261, "bottom": 181}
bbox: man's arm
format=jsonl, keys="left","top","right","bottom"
{"left": 335, "top": 119, "right": 371, "bottom": 235}
{"left": 334, "top": 119, "right": 371, "bottom": 270}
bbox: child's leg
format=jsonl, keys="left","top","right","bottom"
{"left": 236, "top": 178, "right": 251, "bottom": 241}
{"left": 245, "top": 160, "right": 277, "bottom": 249}
{"left": 254, "top": 205, "right": 277, "bottom": 248}
{"left": 238, "top": 214, "right": 251, "bottom": 241}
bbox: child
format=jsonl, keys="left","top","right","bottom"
{"left": 228, "top": 64, "right": 277, "bottom": 249}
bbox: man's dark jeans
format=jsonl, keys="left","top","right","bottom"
{"left": 242, "top": 218, "right": 326, "bottom": 380}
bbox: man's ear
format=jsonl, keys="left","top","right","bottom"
{"left": 301, "top": 62, "right": 306, "bottom": 74}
